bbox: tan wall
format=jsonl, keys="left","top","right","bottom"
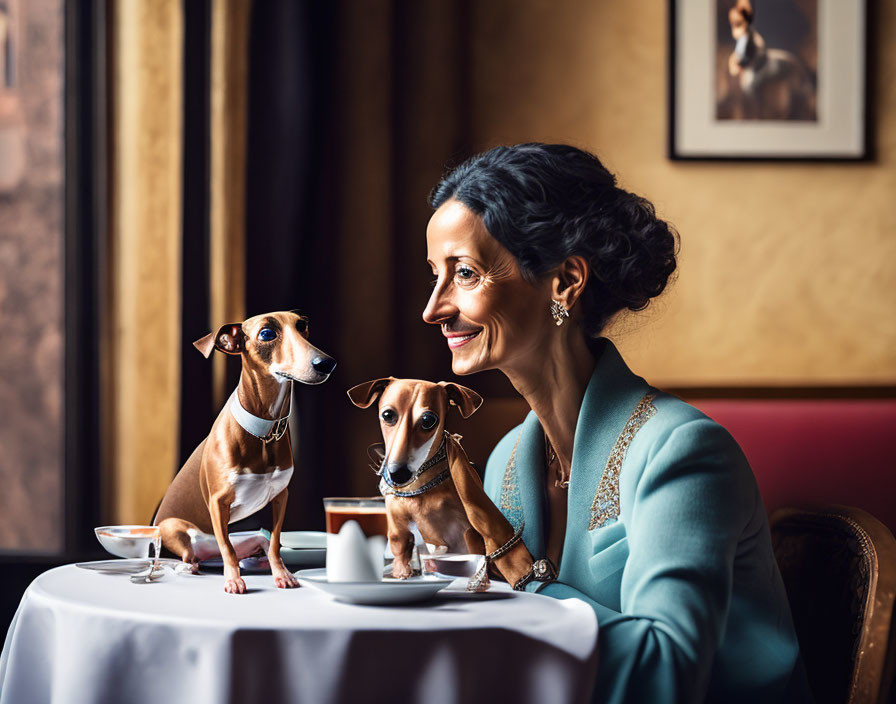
{"left": 469, "top": 0, "right": 896, "bottom": 386}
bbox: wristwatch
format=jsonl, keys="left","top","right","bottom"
{"left": 512, "top": 557, "right": 558, "bottom": 591}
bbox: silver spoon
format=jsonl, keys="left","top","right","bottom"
{"left": 130, "top": 536, "right": 172, "bottom": 584}
{"left": 130, "top": 533, "right": 166, "bottom": 583}
{"left": 129, "top": 558, "right": 167, "bottom": 584}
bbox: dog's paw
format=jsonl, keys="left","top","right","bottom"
{"left": 224, "top": 575, "right": 247, "bottom": 594}
{"left": 391, "top": 564, "right": 414, "bottom": 580}
{"left": 273, "top": 568, "right": 299, "bottom": 589}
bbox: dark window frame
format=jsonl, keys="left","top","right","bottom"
{"left": 1, "top": 0, "right": 108, "bottom": 637}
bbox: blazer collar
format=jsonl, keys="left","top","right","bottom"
{"left": 510, "top": 339, "right": 651, "bottom": 562}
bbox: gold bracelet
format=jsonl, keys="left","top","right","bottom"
{"left": 466, "top": 526, "right": 525, "bottom": 592}
{"left": 486, "top": 526, "right": 524, "bottom": 562}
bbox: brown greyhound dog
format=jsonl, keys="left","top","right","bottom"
{"left": 726, "top": 0, "right": 815, "bottom": 120}
{"left": 347, "top": 377, "right": 492, "bottom": 590}
{"left": 154, "top": 311, "right": 336, "bottom": 594}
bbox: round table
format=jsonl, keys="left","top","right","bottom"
{"left": 0, "top": 565, "right": 599, "bottom": 704}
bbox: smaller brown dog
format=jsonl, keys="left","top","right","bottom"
{"left": 348, "top": 378, "right": 490, "bottom": 589}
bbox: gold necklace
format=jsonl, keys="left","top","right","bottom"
{"left": 544, "top": 433, "right": 569, "bottom": 489}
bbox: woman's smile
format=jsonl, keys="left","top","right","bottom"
{"left": 444, "top": 330, "right": 482, "bottom": 349}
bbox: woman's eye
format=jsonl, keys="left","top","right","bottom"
{"left": 381, "top": 409, "right": 398, "bottom": 425}
{"left": 454, "top": 265, "right": 479, "bottom": 285}
{"left": 420, "top": 411, "right": 438, "bottom": 431}
{"left": 258, "top": 328, "right": 277, "bottom": 342}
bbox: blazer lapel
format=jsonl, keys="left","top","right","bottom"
{"left": 512, "top": 411, "right": 547, "bottom": 560}
{"left": 560, "top": 340, "right": 651, "bottom": 578}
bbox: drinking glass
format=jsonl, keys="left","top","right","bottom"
{"left": 95, "top": 525, "right": 162, "bottom": 564}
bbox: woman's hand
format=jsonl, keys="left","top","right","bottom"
{"left": 446, "top": 433, "right": 533, "bottom": 584}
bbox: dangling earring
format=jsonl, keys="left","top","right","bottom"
{"left": 550, "top": 300, "right": 569, "bottom": 326}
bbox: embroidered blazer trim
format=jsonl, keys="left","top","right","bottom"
{"left": 589, "top": 393, "right": 657, "bottom": 530}
{"left": 499, "top": 431, "right": 525, "bottom": 531}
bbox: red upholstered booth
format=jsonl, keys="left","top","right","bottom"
{"left": 693, "top": 399, "right": 896, "bottom": 535}
{"left": 461, "top": 396, "right": 896, "bottom": 536}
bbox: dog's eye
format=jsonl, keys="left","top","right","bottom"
{"left": 296, "top": 318, "right": 308, "bottom": 335}
{"left": 419, "top": 411, "right": 438, "bottom": 431}
{"left": 381, "top": 409, "right": 398, "bottom": 425}
{"left": 258, "top": 328, "right": 277, "bottom": 342}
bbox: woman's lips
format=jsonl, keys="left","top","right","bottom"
{"left": 445, "top": 330, "right": 481, "bottom": 349}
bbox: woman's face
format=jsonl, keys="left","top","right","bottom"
{"left": 423, "top": 199, "right": 555, "bottom": 376}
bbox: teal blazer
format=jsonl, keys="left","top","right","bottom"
{"left": 484, "top": 340, "right": 812, "bottom": 703}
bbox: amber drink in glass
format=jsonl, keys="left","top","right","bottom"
{"left": 323, "top": 497, "right": 388, "bottom": 536}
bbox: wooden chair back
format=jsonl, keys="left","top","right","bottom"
{"left": 771, "top": 506, "right": 896, "bottom": 704}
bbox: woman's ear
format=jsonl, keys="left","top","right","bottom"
{"left": 552, "top": 255, "right": 589, "bottom": 311}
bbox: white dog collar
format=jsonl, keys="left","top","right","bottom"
{"left": 229, "top": 390, "right": 291, "bottom": 444}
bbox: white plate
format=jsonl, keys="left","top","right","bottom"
{"left": 198, "top": 549, "right": 326, "bottom": 572}
{"left": 199, "top": 556, "right": 271, "bottom": 573}
{"left": 295, "top": 568, "right": 453, "bottom": 605}
{"left": 280, "top": 531, "right": 328, "bottom": 550}
{"left": 192, "top": 530, "right": 326, "bottom": 571}
{"left": 280, "top": 547, "right": 326, "bottom": 568}
{"left": 76, "top": 559, "right": 180, "bottom": 575}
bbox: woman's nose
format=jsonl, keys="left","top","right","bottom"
{"left": 422, "top": 281, "right": 456, "bottom": 325}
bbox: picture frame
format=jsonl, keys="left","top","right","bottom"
{"left": 668, "top": 0, "right": 870, "bottom": 161}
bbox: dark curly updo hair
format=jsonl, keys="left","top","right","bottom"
{"left": 429, "top": 143, "right": 678, "bottom": 337}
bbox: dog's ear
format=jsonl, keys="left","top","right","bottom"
{"left": 439, "top": 382, "right": 483, "bottom": 419}
{"left": 347, "top": 377, "right": 394, "bottom": 408}
{"left": 193, "top": 323, "right": 245, "bottom": 358}
{"left": 735, "top": 0, "right": 753, "bottom": 22}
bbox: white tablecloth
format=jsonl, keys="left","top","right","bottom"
{"left": 1, "top": 565, "right": 599, "bottom": 704}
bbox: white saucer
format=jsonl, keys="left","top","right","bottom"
{"left": 295, "top": 568, "right": 453, "bottom": 605}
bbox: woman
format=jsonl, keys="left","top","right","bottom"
{"left": 422, "top": 144, "right": 811, "bottom": 703}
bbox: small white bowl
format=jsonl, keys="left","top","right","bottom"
{"left": 95, "top": 525, "right": 160, "bottom": 559}
{"left": 420, "top": 553, "right": 485, "bottom": 578}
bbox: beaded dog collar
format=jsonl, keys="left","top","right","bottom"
{"left": 391, "top": 466, "right": 452, "bottom": 498}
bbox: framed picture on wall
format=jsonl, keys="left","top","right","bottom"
{"left": 669, "top": 0, "right": 869, "bottom": 160}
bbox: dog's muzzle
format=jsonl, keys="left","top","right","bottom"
{"left": 377, "top": 431, "right": 448, "bottom": 489}
{"left": 385, "top": 464, "right": 413, "bottom": 486}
